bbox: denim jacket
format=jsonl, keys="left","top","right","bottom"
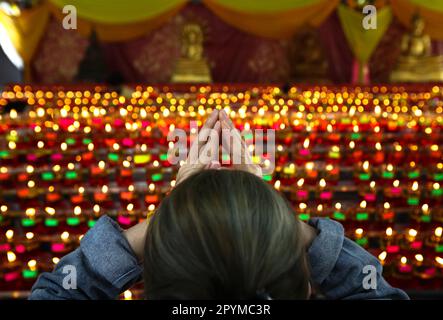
{"left": 29, "top": 216, "right": 409, "bottom": 300}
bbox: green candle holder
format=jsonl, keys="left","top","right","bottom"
{"left": 382, "top": 171, "right": 394, "bottom": 179}
{"left": 22, "top": 269, "right": 38, "bottom": 279}
{"left": 359, "top": 173, "right": 371, "bottom": 181}
{"left": 66, "top": 217, "right": 80, "bottom": 226}
{"left": 21, "top": 218, "right": 36, "bottom": 227}
{"left": 407, "top": 197, "right": 420, "bottom": 206}
{"left": 356, "top": 212, "right": 369, "bottom": 221}
{"left": 333, "top": 211, "right": 346, "bottom": 221}
{"left": 45, "top": 218, "right": 58, "bottom": 227}
{"left": 298, "top": 213, "right": 310, "bottom": 221}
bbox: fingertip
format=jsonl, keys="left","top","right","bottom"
{"left": 209, "top": 160, "right": 221, "bottom": 169}
{"left": 208, "top": 109, "right": 219, "bottom": 121}
{"left": 213, "top": 108, "right": 219, "bottom": 116}
{"left": 219, "top": 109, "right": 227, "bottom": 119}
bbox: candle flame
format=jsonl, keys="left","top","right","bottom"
{"left": 7, "top": 251, "right": 16, "bottom": 263}
{"left": 386, "top": 227, "right": 393, "bottom": 237}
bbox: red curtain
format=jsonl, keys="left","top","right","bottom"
{"left": 318, "top": 12, "right": 354, "bottom": 83}
{"left": 100, "top": 4, "right": 290, "bottom": 83}
{"left": 28, "top": 3, "right": 443, "bottom": 84}
{"left": 31, "top": 18, "right": 90, "bottom": 83}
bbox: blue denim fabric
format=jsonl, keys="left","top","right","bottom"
{"left": 29, "top": 215, "right": 409, "bottom": 300}
{"left": 307, "top": 218, "right": 408, "bottom": 299}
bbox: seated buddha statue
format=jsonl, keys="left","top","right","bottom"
{"left": 390, "top": 13, "right": 443, "bottom": 83}
{"left": 171, "top": 23, "right": 212, "bottom": 83}
{"left": 291, "top": 28, "right": 328, "bottom": 83}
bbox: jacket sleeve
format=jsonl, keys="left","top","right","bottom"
{"left": 307, "top": 218, "right": 409, "bottom": 300}
{"left": 29, "top": 215, "right": 142, "bottom": 300}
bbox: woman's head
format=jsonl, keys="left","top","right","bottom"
{"left": 144, "top": 169, "right": 309, "bottom": 299}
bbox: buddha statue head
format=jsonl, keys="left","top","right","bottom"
{"left": 180, "top": 23, "right": 204, "bottom": 60}
{"left": 411, "top": 13, "right": 425, "bottom": 36}
{"left": 183, "top": 23, "right": 203, "bottom": 46}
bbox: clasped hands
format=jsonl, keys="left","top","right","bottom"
{"left": 175, "top": 109, "right": 262, "bottom": 185}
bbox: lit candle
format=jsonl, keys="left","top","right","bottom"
{"left": 4, "top": 250, "right": 20, "bottom": 283}
{"left": 435, "top": 256, "right": 443, "bottom": 269}
{"left": 305, "top": 162, "right": 317, "bottom": 179}
{"left": 295, "top": 178, "right": 308, "bottom": 201}
{"left": 385, "top": 227, "right": 400, "bottom": 253}
{"left": 427, "top": 227, "right": 443, "bottom": 253}
{"left": 378, "top": 250, "right": 387, "bottom": 266}
{"left": 358, "top": 161, "right": 371, "bottom": 182}
{"left": 299, "top": 138, "right": 311, "bottom": 157}
{"left": 354, "top": 228, "right": 368, "bottom": 247}
{"left": 332, "top": 202, "right": 345, "bottom": 221}
{"left": 404, "top": 228, "right": 422, "bottom": 250}
{"left": 362, "top": 181, "right": 377, "bottom": 203}
{"left": 381, "top": 202, "right": 395, "bottom": 221}
{"left": 413, "top": 254, "right": 436, "bottom": 280}
{"left": 94, "top": 185, "right": 109, "bottom": 202}
{"left": 407, "top": 161, "right": 420, "bottom": 179}
{"left": 398, "top": 256, "right": 412, "bottom": 274}
{"left": 373, "top": 142, "right": 384, "bottom": 164}
{"left": 22, "top": 259, "right": 38, "bottom": 280}
{"left": 297, "top": 202, "right": 310, "bottom": 222}
{"left": 414, "top": 203, "right": 431, "bottom": 223}
{"left": 51, "top": 231, "right": 70, "bottom": 253}
{"left": 431, "top": 182, "right": 442, "bottom": 197}
{"left": 319, "top": 178, "right": 332, "bottom": 201}
{"left": 328, "top": 145, "right": 340, "bottom": 160}
{"left": 407, "top": 181, "right": 420, "bottom": 206}
{"left": 355, "top": 200, "right": 370, "bottom": 221}
{"left": 432, "top": 163, "right": 443, "bottom": 182}
{"left": 282, "top": 163, "right": 296, "bottom": 176}
{"left": 123, "top": 290, "right": 133, "bottom": 300}
{"left": 386, "top": 180, "right": 402, "bottom": 198}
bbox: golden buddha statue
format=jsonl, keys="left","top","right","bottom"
{"left": 291, "top": 28, "right": 328, "bottom": 83}
{"left": 171, "top": 23, "right": 212, "bottom": 83}
{"left": 390, "top": 13, "right": 443, "bottom": 83}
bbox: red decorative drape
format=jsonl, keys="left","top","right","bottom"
{"left": 31, "top": 18, "right": 89, "bottom": 83}
{"left": 28, "top": 3, "right": 443, "bottom": 84}
{"left": 369, "top": 17, "right": 406, "bottom": 83}
{"left": 318, "top": 12, "right": 354, "bottom": 83}
{"left": 101, "top": 4, "right": 290, "bottom": 83}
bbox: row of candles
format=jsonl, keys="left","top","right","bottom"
{"left": 1, "top": 220, "right": 443, "bottom": 288}
{"left": 1, "top": 146, "right": 443, "bottom": 171}
{"left": 1, "top": 84, "right": 442, "bottom": 110}
{"left": 0, "top": 106, "right": 441, "bottom": 140}
{"left": 1, "top": 151, "right": 443, "bottom": 184}
{"left": 1, "top": 213, "right": 442, "bottom": 249}
{"left": 0, "top": 201, "right": 442, "bottom": 227}
{"left": 0, "top": 168, "right": 442, "bottom": 194}
{"left": 0, "top": 84, "right": 443, "bottom": 297}
{"left": 1, "top": 117, "right": 441, "bottom": 135}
